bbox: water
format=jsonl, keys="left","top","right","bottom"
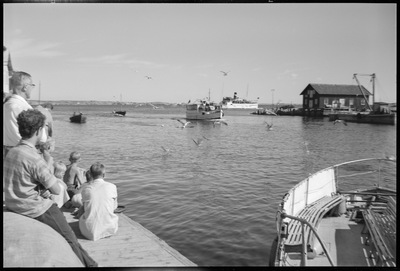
{"left": 49, "top": 105, "right": 396, "bottom": 266}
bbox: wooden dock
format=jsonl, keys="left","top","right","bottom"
{"left": 4, "top": 200, "right": 196, "bottom": 267}
{"left": 61, "top": 207, "right": 196, "bottom": 267}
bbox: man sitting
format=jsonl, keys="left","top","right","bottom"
{"left": 79, "top": 162, "right": 119, "bottom": 241}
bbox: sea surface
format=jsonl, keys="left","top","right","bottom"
{"left": 49, "top": 105, "right": 396, "bottom": 266}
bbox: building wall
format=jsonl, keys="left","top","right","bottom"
{"left": 3, "top": 48, "right": 10, "bottom": 94}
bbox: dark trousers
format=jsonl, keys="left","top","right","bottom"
{"left": 35, "top": 203, "right": 98, "bottom": 267}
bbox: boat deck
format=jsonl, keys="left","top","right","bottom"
{"left": 61, "top": 207, "right": 196, "bottom": 267}
{"left": 285, "top": 214, "right": 379, "bottom": 266}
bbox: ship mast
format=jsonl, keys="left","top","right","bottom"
{"left": 353, "top": 73, "right": 374, "bottom": 111}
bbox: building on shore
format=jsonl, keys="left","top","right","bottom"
{"left": 300, "top": 83, "right": 372, "bottom": 117}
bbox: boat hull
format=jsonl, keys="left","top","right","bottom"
{"left": 222, "top": 102, "right": 258, "bottom": 109}
{"left": 270, "top": 158, "right": 396, "bottom": 267}
{"left": 113, "top": 111, "right": 126, "bottom": 116}
{"left": 328, "top": 112, "right": 395, "bottom": 125}
{"left": 186, "top": 110, "right": 223, "bottom": 120}
{"left": 70, "top": 114, "right": 87, "bottom": 123}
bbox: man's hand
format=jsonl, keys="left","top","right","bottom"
{"left": 40, "top": 189, "right": 52, "bottom": 199}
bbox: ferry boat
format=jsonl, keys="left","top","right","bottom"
{"left": 221, "top": 92, "right": 258, "bottom": 109}
{"left": 269, "top": 157, "right": 396, "bottom": 267}
{"left": 186, "top": 99, "right": 223, "bottom": 120}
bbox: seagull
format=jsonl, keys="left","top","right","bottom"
{"left": 333, "top": 119, "right": 347, "bottom": 126}
{"left": 304, "top": 141, "right": 310, "bottom": 154}
{"left": 192, "top": 138, "right": 203, "bottom": 146}
{"left": 265, "top": 121, "right": 273, "bottom": 131}
{"left": 145, "top": 76, "right": 152, "bottom": 79}
{"left": 385, "top": 155, "right": 396, "bottom": 161}
{"left": 212, "top": 120, "right": 228, "bottom": 127}
{"left": 220, "top": 71, "right": 230, "bottom": 76}
{"left": 202, "top": 135, "right": 210, "bottom": 140}
{"left": 161, "top": 146, "right": 170, "bottom": 153}
{"left": 177, "top": 119, "right": 191, "bottom": 128}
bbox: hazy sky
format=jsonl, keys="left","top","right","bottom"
{"left": 3, "top": 3, "right": 396, "bottom": 104}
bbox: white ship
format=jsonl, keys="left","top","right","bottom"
{"left": 221, "top": 92, "right": 259, "bottom": 109}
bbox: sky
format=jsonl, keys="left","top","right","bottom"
{"left": 3, "top": 3, "right": 397, "bottom": 104}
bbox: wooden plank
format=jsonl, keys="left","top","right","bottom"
{"left": 62, "top": 208, "right": 196, "bottom": 267}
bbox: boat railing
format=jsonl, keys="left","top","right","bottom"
{"left": 278, "top": 211, "right": 335, "bottom": 266}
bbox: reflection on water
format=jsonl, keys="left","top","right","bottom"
{"left": 50, "top": 105, "right": 396, "bottom": 266}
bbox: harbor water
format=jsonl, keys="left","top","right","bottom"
{"left": 49, "top": 105, "right": 396, "bottom": 266}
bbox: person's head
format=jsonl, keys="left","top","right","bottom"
{"left": 10, "top": 71, "right": 35, "bottom": 100}
{"left": 17, "top": 109, "right": 46, "bottom": 143}
{"left": 43, "top": 103, "right": 53, "bottom": 110}
{"left": 69, "top": 152, "right": 81, "bottom": 163}
{"left": 90, "top": 162, "right": 105, "bottom": 180}
{"left": 85, "top": 170, "right": 93, "bottom": 182}
{"left": 54, "top": 161, "right": 67, "bottom": 179}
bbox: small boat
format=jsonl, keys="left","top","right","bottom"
{"left": 221, "top": 92, "right": 258, "bottom": 109}
{"left": 70, "top": 113, "right": 86, "bottom": 123}
{"left": 269, "top": 157, "right": 396, "bottom": 267}
{"left": 112, "top": 94, "right": 127, "bottom": 117}
{"left": 186, "top": 99, "right": 223, "bottom": 120}
{"left": 112, "top": 110, "right": 126, "bottom": 117}
{"left": 250, "top": 108, "right": 277, "bottom": 116}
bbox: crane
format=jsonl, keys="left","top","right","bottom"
{"left": 353, "top": 73, "right": 374, "bottom": 111}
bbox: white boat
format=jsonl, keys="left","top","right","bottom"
{"left": 186, "top": 99, "right": 223, "bottom": 120}
{"left": 221, "top": 92, "right": 258, "bottom": 109}
{"left": 270, "top": 157, "right": 396, "bottom": 267}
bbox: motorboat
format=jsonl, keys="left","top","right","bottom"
{"left": 270, "top": 157, "right": 396, "bottom": 267}
{"left": 186, "top": 99, "right": 223, "bottom": 120}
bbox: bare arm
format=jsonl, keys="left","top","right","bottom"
{"left": 48, "top": 182, "right": 61, "bottom": 195}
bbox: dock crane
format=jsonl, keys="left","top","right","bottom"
{"left": 353, "top": 73, "right": 374, "bottom": 111}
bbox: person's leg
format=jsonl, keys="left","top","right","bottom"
{"left": 35, "top": 204, "right": 98, "bottom": 267}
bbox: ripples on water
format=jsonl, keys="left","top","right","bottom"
{"left": 50, "top": 105, "right": 396, "bottom": 266}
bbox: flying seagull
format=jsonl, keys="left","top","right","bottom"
{"left": 212, "top": 120, "right": 228, "bottom": 127}
{"left": 220, "top": 71, "right": 230, "bottom": 76}
{"left": 264, "top": 121, "right": 273, "bottom": 131}
{"left": 177, "top": 119, "right": 191, "bottom": 128}
{"left": 192, "top": 138, "right": 204, "bottom": 146}
{"left": 333, "top": 119, "right": 347, "bottom": 126}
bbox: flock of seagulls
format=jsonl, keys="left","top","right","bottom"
{"left": 145, "top": 75, "right": 152, "bottom": 80}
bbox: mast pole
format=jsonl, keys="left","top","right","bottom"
{"left": 372, "top": 73, "right": 375, "bottom": 105}
{"left": 38, "top": 81, "right": 41, "bottom": 105}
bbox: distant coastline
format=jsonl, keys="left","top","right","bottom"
{"left": 29, "top": 100, "right": 303, "bottom": 109}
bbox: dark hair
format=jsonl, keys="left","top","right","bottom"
{"left": 10, "top": 71, "right": 32, "bottom": 89}
{"left": 90, "top": 162, "right": 105, "bottom": 179}
{"left": 17, "top": 109, "right": 46, "bottom": 139}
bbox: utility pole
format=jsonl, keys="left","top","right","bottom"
{"left": 271, "top": 89, "right": 275, "bottom": 108}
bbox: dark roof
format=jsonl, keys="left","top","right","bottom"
{"left": 300, "top": 84, "right": 372, "bottom": 96}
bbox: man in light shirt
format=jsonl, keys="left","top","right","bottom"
{"left": 79, "top": 162, "right": 119, "bottom": 241}
{"left": 3, "top": 71, "right": 35, "bottom": 157}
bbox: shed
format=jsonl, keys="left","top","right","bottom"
{"left": 300, "top": 84, "right": 373, "bottom": 113}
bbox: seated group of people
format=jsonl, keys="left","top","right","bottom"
{"left": 3, "top": 72, "right": 119, "bottom": 267}
{"left": 37, "top": 148, "right": 119, "bottom": 242}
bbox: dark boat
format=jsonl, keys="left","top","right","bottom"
{"left": 113, "top": 94, "right": 127, "bottom": 116}
{"left": 70, "top": 113, "right": 86, "bottom": 123}
{"left": 113, "top": 110, "right": 126, "bottom": 116}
